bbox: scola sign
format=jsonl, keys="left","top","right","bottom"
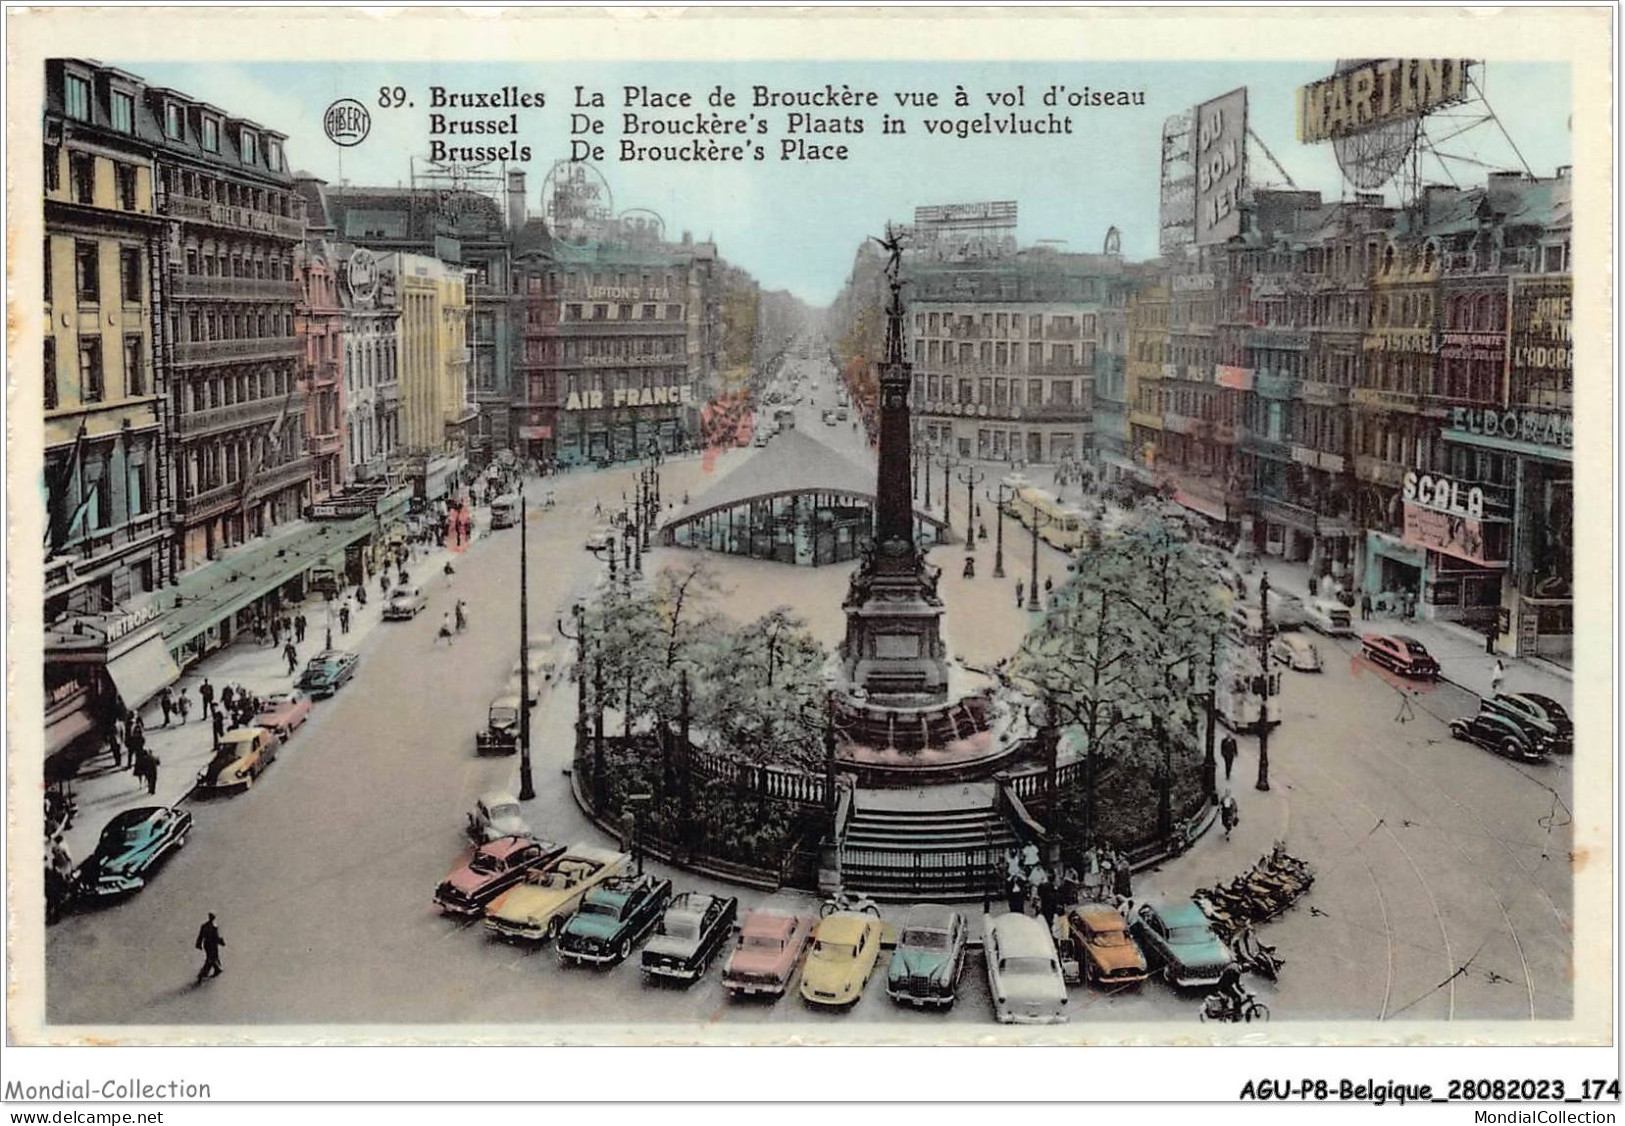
{"left": 1403, "top": 471, "right": 1483, "bottom": 518}
{"left": 565, "top": 385, "right": 695, "bottom": 411}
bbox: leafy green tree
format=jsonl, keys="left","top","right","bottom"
{"left": 701, "top": 607, "right": 830, "bottom": 772}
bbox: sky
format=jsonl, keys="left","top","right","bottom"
{"left": 124, "top": 59, "right": 1571, "bottom": 306}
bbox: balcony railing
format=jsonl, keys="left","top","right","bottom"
{"left": 174, "top": 392, "right": 301, "bottom": 440}
{"left": 306, "top": 432, "right": 343, "bottom": 456}
{"left": 157, "top": 192, "right": 303, "bottom": 239}
{"left": 376, "top": 383, "right": 401, "bottom": 405}
{"left": 307, "top": 359, "right": 340, "bottom": 386}
{"left": 175, "top": 336, "right": 299, "bottom": 366}
{"left": 1214, "top": 422, "right": 1249, "bottom": 446}
{"left": 170, "top": 275, "right": 298, "bottom": 301}
{"left": 247, "top": 455, "right": 314, "bottom": 498}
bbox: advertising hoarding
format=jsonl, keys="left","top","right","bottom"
{"left": 1402, "top": 503, "right": 1505, "bottom": 566}
{"left": 1296, "top": 59, "right": 1474, "bottom": 144}
{"left": 912, "top": 200, "right": 1018, "bottom": 263}
{"left": 1193, "top": 88, "right": 1247, "bottom": 246}
{"left": 1158, "top": 112, "right": 1195, "bottom": 254}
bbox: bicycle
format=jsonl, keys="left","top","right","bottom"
{"left": 1199, "top": 990, "right": 1270, "bottom": 1023}
{"left": 819, "top": 888, "right": 881, "bottom": 919}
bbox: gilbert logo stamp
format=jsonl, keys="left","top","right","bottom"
{"left": 323, "top": 98, "right": 371, "bottom": 147}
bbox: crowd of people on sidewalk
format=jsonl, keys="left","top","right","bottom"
{"left": 1003, "top": 842, "right": 1135, "bottom": 938}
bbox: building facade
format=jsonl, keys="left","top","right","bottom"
{"left": 380, "top": 252, "right": 471, "bottom": 465}
{"left": 295, "top": 237, "right": 345, "bottom": 502}
{"left": 43, "top": 59, "right": 171, "bottom": 619}
{"left": 333, "top": 244, "right": 401, "bottom": 483}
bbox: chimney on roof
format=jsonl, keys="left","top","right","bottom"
{"left": 506, "top": 169, "right": 526, "bottom": 232}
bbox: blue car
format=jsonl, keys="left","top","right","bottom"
{"left": 297, "top": 649, "right": 359, "bottom": 699}
{"left": 1130, "top": 899, "right": 1234, "bottom": 989}
{"left": 557, "top": 874, "right": 672, "bottom": 966}
{"left": 77, "top": 806, "right": 193, "bottom": 898}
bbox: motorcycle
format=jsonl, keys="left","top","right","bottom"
{"left": 819, "top": 888, "right": 881, "bottom": 919}
{"left": 1200, "top": 989, "right": 1270, "bottom": 1023}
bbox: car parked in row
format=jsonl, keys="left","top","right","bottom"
{"left": 1270, "top": 633, "right": 1323, "bottom": 672}
{"left": 434, "top": 836, "right": 564, "bottom": 918}
{"left": 1063, "top": 903, "right": 1149, "bottom": 989}
{"left": 1360, "top": 633, "right": 1439, "bottom": 680}
{"left": 641, "top": 892, "right": 739, "bottom": 983}
{"left": 984, "top": 912, "right": 1068, "bottom": 1024}
{"left": 252, "top": 690, "right": 312, "bottom": 742}
{"left": 1305, "top": 598, "right": 1354, "bottom": 636}
{"left": 465, "top": 791, "right": 534, "bottom": 845}
{"left": 1484, "top": 692, "right": 1572, "bottom": 754}
{"left": 485, "top": 846, "right": 632, "bottom": 942}
{"left": 558, "top": 873, "right": 673, "bottom": 966}
{"left": 1449, "top": 704, "right": 1552, "bottom": 763}
{"left": 722, "top": 899, "right": 816, "bottom": 998}
{"left": 885, "top": 904, "right": 966, "bottom": 1009}
{"left": 297, "top": 649, "right": 359, "bottom": 698}
{"left": 1130, "top": 900, "right": 1233, "bottom": 989}
{"left": 196, "top": 726, "right": 279, "bottom": 795}
{"left": 76, "top": 806, "right": 193, "bottom": 899}
{"left": 800, "top": 911, "right": 885, "bottom": 1008}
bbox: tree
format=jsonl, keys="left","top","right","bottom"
{"left": 701, "top": 607, "right": 830, "bottom": 772}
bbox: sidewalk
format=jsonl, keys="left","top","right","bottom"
{"left": 1257, "top": 556, "right": 1572, "bottom": 710}
{"left": 58, "top": 502, "right": 487, "bottom": 866}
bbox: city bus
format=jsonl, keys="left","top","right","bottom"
{"left": 1009, "top": 486, "right": 1087, "bottom": 551}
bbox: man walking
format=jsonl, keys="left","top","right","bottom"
{"left": 436, "top": 612, "right": 455, "bottom": 648}
{"left": 175, "top": 688, "right": 192, "bottom": 726}
{"left": 1220, "top": 733, "right": 1239, "bottom": 781}
{"left": 142, "top": 750, "right": 159, "bottom": 796}
{"left": 195, "top": 913, "right": 225, "bottom": 983}
{"left": 338, "top": 600, "right": 351, "bottom": 635}
{"left": 1490, "top": 659, "right": 1506, "bottom": 698}
{"left": 284, "top": 640, "right": 299, "bottom": 677}
{"left": 198, "top": 678, "right": 215, "bottom": 719}
{"left": 159, "top": 686, "right": 174, "bottom": 727}
{"left": 1015, "top": 580, "right": 1025, "bottom": 608}
{"left": 295, "top": 613, "right": 307, "bottom": 644}
{"left": 1360, "top": 592, "right": 1372, "bottom": 621}
{"left": 211, "top": 706, "right": 225, "bottom": 750}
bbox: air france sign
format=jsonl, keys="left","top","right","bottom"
{"left": 564, "top": 385, "right": 696, "bottom": 410}
{"left": 1402, "top": 471, "right": 1482, "bottom": 518}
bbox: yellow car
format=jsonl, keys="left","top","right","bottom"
{"left": 799, "top": 912, "right": 884, "bottom": 1008}
{"left": 483, "top": 845, "right": 630, "bottom": 942}
{"left": 196, "top": 726, "right": 279, "bottom": 794}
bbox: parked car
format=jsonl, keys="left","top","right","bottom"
{"left": 984, "top": 912, "right": 1069, "bottom": 1024}
{"left": 297, "top": 649, "right": 359, "bottom": 698}
{"left": 886, "top": 904, "right": 967, "bottom": 1008}
{"left": 1265, "top": 589, "right": 1307, "bottom": 631}
{"left": 722, "top": 899, "right": 816, "bottom": 997}
{"left": 433, "top": 836, "right": 564, "bottom": 918}
{"left": 466, "top": 791, "right": 534, "bottom": 845}
{"left": 799, "top": 911, "right": 885, "bottom": 1008}
{"left": 506, "top": 642, "right": 556, "bottom": 704}
{"left": 641, "top": 892, "right": 740, "bottom": 983}
{"left": 1064, "top": 902, "right": 1149, "bottom": 988}
{"left": 836, "top": 407, "right": 849, "bottom": 421}
{"left": 1270, "top": 633, "right": 1324, "bottom": 672}
{"left": 76, "top": 806, "right": 192, "bottom": 899}
{"left": 384, "top": 585, "right": 428, "bottom": 620}
{"left": 475, "top": 696, "right": 522, "bottom": 756}
{"left": 1304, "top": 597, "right": 1354, "bottom": 636}
{"left": 557, "top": 873, "right": 674, "bottom": 966}
{"left": 753, "top": 431, "right": 770, "bottom": 448}
{"left": 1130, "top": 900, "right": 1233, "bottom": 989}
{"left": 585, "top": 525, "right": 614, "bottom": 551}
{"left": 1483, "top": 693, "right": 1572, "bottom": 754}
{"left": 196, "top": 727, "right": 279, "bottom": 794}
{"left": 1449, "top": 705, "right": 1551, "bottom": 763}
{"left": 1361, "top": 633, "right": 1440, "bottom": 680}
{"left": 252, "top": 690, "right": 312, "bottom": 742}
{"left": 484, "top": 845, "right": 632, "bottom": 942}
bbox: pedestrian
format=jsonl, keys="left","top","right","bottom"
{"left": 1015, "top": 580, "right": 1025, "bottom": 607}
{"left": 195, "top": 913, "right": 225, "bottom": 983}
{"left": 1038, "top": 874, "right": 1059, "bottom": 930}
{"left": 1485, "top": 626, "right": 1496, "bottom": 655}
{"left": 175, "top": 689, "right": 192, "bottom": 726}
{"left": 211, "top": 707, "right": 225, "bottom": 749}
{"left": 284, "top": 640, "right": 299, "bottom": 676}
{"left": 380, "top": 571, "right": 391, "bottom": 597}
{"left": 159, "top": 686, "right": 174, "bottom": 727}
{"left": 1490, "top": 659, "right": 1506, "bottom": 698}
{"left": 108, "top": 723, "right": 124, "bottom": 768}
{"left": 962, "top": 555, "right": 976, "bottom": 579}
{"left": 455, "top": 599, "right": 468, "bottom": 632}
{"left": 1112, "top": 857, "right": 1133, "bottom": 901}
{"left": 1307, "top": 574, "right": 1319, "bottom": 598}
{"left": 1220, "top": 733, "right": 1238, "bottom": 781}
{"left": 1360, "top": 592, "right": 1372, "bottom": 621}
{"left": 221, "top": 684, "right": 235, "bottom": 715}
{"left": 126, "top": 720, "right": 146, "bottom": 774}
{"left": 436, "top": 612, "right": 454, "bottom": 648}
{"left": 270, "top": 617, "right": 282, "bottom": 648}
{"left": 1006, "top": 875, "right": 1026, "bottom": 916}
{"left": 338, "top": 601, "right": 351, "bottom": 634}
{"left": 1044, "top": 575, "right": 1054, "bottom": 597}
{"left": 296, "top": 612, "right": 307, "bottom": 643}
{"left": 1221, "top": 793, "right": 1240, "bottom": 840}
{"left": 199, "top": 678, "right": 214, "bottom": 717}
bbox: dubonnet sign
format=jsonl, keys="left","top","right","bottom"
{"left": 1193, "top": 87, "right": 1247, "bottom": 246}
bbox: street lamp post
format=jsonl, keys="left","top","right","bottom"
{"left": 988, "top": 482, "right": 1016, "bottom": 579}
{"left": 923, "top": 444, "right": 934, "bottom": 512}
{"left": 957, "top": 466, "right": 986, "bottom": 554}
{"left": 1256, "top": 571, "right": 1272, "bottom": 792}
{"left": 932, "top": 451, "right": 958, "bottom": 534}
{"left": 557, "top": 603, "right": 587, "bottom": 767}
{"left": 1203, "top": 631, "right": 1218, "bottom": 804}
{"left": 517, "top": 488, "right": 535, "bottom": 801}
{"left": 1026, "top": 505, "right": 1057, "bottom": 612}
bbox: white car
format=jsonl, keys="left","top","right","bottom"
{"left": 1304, "top": 597, "right": 1355, "bottom": 636}
{"left": 506, "top": 641, "right": 556, "bottom": 704}
{"left": 585, "top": 525, "right": 614, "bottom": 551}
{"left": 984, "top": 913, "right": 1069, "bottom": 1024}
{"left": 467, "top": 790, "right": 535, "bottom": 844}
{"left": 1270, "top": 633, "right": 1324, "bottom": 672}
{"left": 383, "top": 585, "right": 427, "bottom": 620}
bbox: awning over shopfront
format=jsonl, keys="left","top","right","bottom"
{"left": 46, "top": 706, "right": 99, "bottom": 761}
{"left": 1173, "top": 487, "right": 1231, "bottom": 523}
{"left": 105, "top": 631, "right": 181, "bottom": 711}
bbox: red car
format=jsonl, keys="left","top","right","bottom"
{"left": 434, "top": 836, "right": 564, "bottom": 918}
{"left": 1361, "top": 633, "right": 1440, "bottom": 680}
{"left": 722, "top": 899, "right": 815, "bottom": 997}
{"left": 253, "top": 690, "right": 313, "bottom": 742}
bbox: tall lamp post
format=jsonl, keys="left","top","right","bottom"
{"left": 1203, "top": 631, "right": 1218, "bottom": 803}
{"left": 932, "top": 450, "right": 958, "bottom": 534}
{"left": 1025, "top": 505, "right": 1057, "bottom": 611}
{"left": 957, "top": 466, "right": 986, "bottom": 554}
{"left": 988, "top": 481, "right": 1016, "bottom": 579}
{"left": 922, "top": 440, "right": 934, "bottom": 512}
{"left": 1256, "top": 570, "right": 1272, "bottom": 792}
{"left": 557, "top": 602, "right": 588, "bottom": 769}
{"left": 517, "top": 488, "right": 535, "bottom": 800}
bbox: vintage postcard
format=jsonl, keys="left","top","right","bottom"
{"left": 4, "top": 5, "right": 1613, "bottom": 1067}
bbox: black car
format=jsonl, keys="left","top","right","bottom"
{"left": 557, "top": 874, "right": 673, "bottom": 966}
{"left": 1483, "top": 693, "right": 1573, "bottom": 754}
{"left": 640, "top": 892, "right": 739, "bottom": 983}
{"left": 1449, "top": 706, "right": 1549, "bottom": 763}
{"left": 77, "top": 806, "right": 193, "bottom": 899}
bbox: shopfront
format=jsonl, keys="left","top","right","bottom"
{"left": 558, "top": 385, "right": 695, "bottom": 464}
{"left": 45, "top": 611, "right": 180, "bottom": 780}
{"left": 1363, "top": 530, "right": 1424, "bottom": 604}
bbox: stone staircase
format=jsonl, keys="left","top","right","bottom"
{"left": 840, "top": 783, "right": 1020, "bottom": 902}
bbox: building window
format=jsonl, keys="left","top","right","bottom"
{"left": 110, "top": 90, "right": 135, "bottom": 133}
{"left": 44, "top": 339, "right": 58, "bottom": 410}
{"left": 70, "top": 152, "right": 95, "bottom": 205}
{"left": 64, "top": 74, "right": 91, "bottom": 121}
{"left": 116, "top": 163, "right": 137, "bottom": 210}
{"left": 267, "top": 138, "right": 281, "bottom": 170}
{"left": 74, "top": 242, "right": 100, "bottom": 303}
{"left": 80, "top": 339, "right": 104, "bottom": 403}
{"left": 125, "top": 336, "right": 145, "bottom": 396}
{"left": 120, "top": 247, "right": 142, "bottom": 303}
{"left": 164, "top": 102, "right": 183, "bottom": 140}
{"left": 202, "top": 117, "right": 219, "bottom": 152}
{"left": 44, "top": 144, "right": 60, "bottom": 192}
{"left": 241, "top": 131, "right": 258, "bottom": 164}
